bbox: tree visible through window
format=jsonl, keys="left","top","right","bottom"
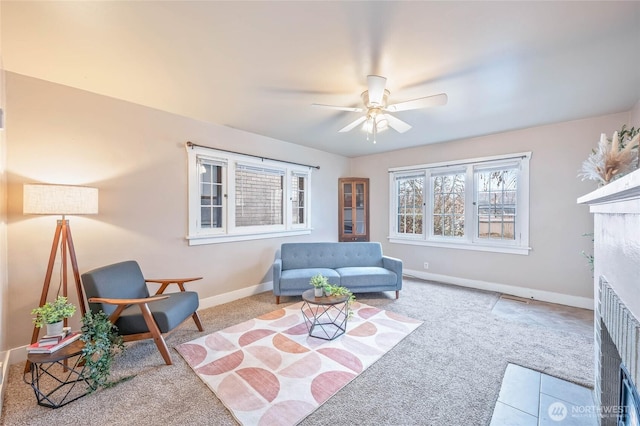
{"left": 432, "top": 173, "right": 465, "bottom": 237}
{"left": 396, "top": 174, "right": 423, "bottom": 235}
{"left": 389, "top": 152, "right": 530, "bottom": 255}
{"left": 476, "top": 169, "right": 517, "bottom": 240}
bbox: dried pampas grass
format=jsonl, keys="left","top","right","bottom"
{"left": 579, "top": 131, "right": 639, "bottom": 185}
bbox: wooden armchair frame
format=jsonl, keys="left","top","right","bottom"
{"left": 88, "top": 277, "right": 204, "bottom": 365}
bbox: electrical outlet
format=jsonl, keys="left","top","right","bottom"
{"left": 423, "top": 262, "right": 429, "bottom": 269}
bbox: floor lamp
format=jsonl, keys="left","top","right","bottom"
{"left": 23, "top": 184, "right": 99, "bottom": 356}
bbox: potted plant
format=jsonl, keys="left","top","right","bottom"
{"left": 309, "top": 274, "right": 329, "bottom": 297}
{"left": 31, "top": 296, "right": 77, "bottom": 336}
{"left": 323, "top": 284, "right": 356, "bottom": 318}
{"left": 80, "top": 310, "right": 131, "bottom": 392}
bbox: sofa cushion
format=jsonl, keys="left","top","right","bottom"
{"left": 279, "top": 268, "right": 340, "bottom": 291}
{"left": 281, "top": 242, "right": 384, "bottom": 270}
{"left": 336, "top": 267, "right": 398, "bottom": 287}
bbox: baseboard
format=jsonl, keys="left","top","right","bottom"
{"left": 404, "top": 269, "right": 594, "bottom": 310}
{"left": 198, "top": 281, "right": 273, "bottom": 310}
{"left": 0, "top": 350, "right": 9, "bottom": 416}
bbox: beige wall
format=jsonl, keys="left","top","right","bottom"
{"left": 4, "top": 72, "right": 349, "bottom": 349}
{"left": 631, "top": 99, "right": 640, "bottom": 126}
{"left": 350, "top": 112, "right": 629, "bottom": 303}
{"left": 0, "top": 0, "right": 8, "bottom": 353}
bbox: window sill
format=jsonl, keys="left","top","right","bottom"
{"left": 187, "top": 229, "right": 312, "bottom": 246}
{"left": 387, "top": 237, "right": 531, "bottom": 255}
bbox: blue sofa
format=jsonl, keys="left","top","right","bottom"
{"left": 272, "top": 242, "right": 402, "bottom": 304}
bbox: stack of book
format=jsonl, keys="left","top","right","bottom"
{"left": 27, "top": 327, "right": 81, "bottom": 354}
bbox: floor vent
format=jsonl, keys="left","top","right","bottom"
{"left": 499, "top": 294, "right": 531, "bottom": 304}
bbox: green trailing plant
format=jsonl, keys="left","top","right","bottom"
{"left": 80, "top": 310, "right": 132, "bottom": 392}
{"left": 309, "top": 273, "right": 329, "bottom": 288}
{"left": 618, "top": 124, "right": 640, "bottom": 150}
{"left": 322, "top": 284, "right": 356, "bottom": 318}
{"left": 31, "top": 296, "right": 76, "bottom": 327}
{"left": 581, "top": 232, "right": 594, "bottom": 273}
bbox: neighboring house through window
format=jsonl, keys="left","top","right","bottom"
{"left": 187, "top": 145, "right": 312, "bottom": 245}
{"left": 389, "top": 152, "right": 531, "bottom": 255}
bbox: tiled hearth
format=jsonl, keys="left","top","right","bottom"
{"left": 489, "top": 297, "right": 596, "bottom": 425}
{"left": 490, "top": 364, "right": 596, "bottom": 426}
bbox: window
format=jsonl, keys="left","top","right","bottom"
{"left": 432, "top": 171, "right": 465, "bottom": 238}
{"left": 396, "top": 173, "right": 424, "bottom": 235}
{"left": 389, "top": 152, "right": 531, "bottom": 255}
{"left": 475, "top": 166, "right": 517, "bottom": 241}
{"left": 187, "top": 145, "right": 312, "bottom": 245}
{"left": 291, "top": 173, "right": 307, "bottom": 226}
{"left": 235, "top": 164, "right": 284, "bottom": 228}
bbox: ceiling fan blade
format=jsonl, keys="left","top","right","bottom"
{"left": 311, "top": 103, "right": 363, "bottom": 112}
{"left": 367, "top": 75, "right": 387, "bottom": 106}
{"left": 384, "top": 114, "right": 412, "bottom": 133}
{"left": 385, "top": 93, "right": 448, "bottom": 112}
{"left": 339, "top": 116, "right": 367, "bottom": 133}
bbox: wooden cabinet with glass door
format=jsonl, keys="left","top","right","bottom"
{"left": 338, "top": 177, "right": 369, "bottom": 242}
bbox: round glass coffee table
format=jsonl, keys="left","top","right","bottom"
{"left": 301, "top": 289, "right": 350, "bottom": 340}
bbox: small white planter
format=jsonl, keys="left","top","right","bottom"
{"left": 314, "top": 287, "right": 324, "bottom": 297}
{"left": 46, "top": 320, "right": 64, "bottom": 336}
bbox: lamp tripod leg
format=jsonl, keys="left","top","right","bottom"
{"left": 24, "top": 220, "right": 87, "bottom": 374}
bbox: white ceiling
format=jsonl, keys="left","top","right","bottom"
{"left": 2, "top": 1, "right": 640, "bottom": 157}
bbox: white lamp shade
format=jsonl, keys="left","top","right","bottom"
{"left": 23, "top": 184, "right": 99, "bottom": 215}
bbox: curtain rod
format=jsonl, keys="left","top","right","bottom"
{"left": 186, "top": 141, "right": 320, "bottom": 170}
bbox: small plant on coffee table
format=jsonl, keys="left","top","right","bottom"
{"left": 309, "top": 274, "right": 329, "bottom": 297}
{"left": 323, "top": 284, "right": 356, "bottom": 318}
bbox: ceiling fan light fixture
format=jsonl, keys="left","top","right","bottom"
{"left": 376, "top": 115, "right": 389, "bottom": 131}
{"left": 362, "top": 114, "right": 388, "bottom": 133}
{"left": 313, "top": 74, "right": 447, "bottom": 142}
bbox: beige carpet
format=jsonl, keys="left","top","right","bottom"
{"left": 0, "top": 278, "right": 594, "bottom": 426}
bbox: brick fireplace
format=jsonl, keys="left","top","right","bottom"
{"left": 579, "top": 169, "right": 640, "bottom": 425}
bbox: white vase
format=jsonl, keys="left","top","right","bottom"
{"left": 314, "top": 287, "right": 324, "bottom": 297}
{"left": 46, "top": 320, "right": 64, "bottom": 336}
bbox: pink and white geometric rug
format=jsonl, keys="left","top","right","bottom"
{"left": 176, "top": 301, "right": 422, "bottom": 426}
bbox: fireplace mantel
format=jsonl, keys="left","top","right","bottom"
{"left": 578, "top": 168, "right": 640, "bottom": 214}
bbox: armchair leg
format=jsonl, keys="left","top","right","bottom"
{"left": 276, "top": 296, "right": 280, "bottom": 304}
{"left": 139, "top": 303, "right": 173, "bottom": 365}
{"left": 192, "top": 311, "right": 204, "bottom": 332}
{"left": 395, "top": 290, "right": 399, "bottom": 299}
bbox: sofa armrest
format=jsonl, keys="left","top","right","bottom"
{"left": 382, "top": 256, "right": 403, "bottom": 289}
{"left": 272, "top": 257, "right": 282, "bottom": 295}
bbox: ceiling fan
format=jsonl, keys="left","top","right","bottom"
{"left": 312, "top": 75, "right": 447, "bottom": 143}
